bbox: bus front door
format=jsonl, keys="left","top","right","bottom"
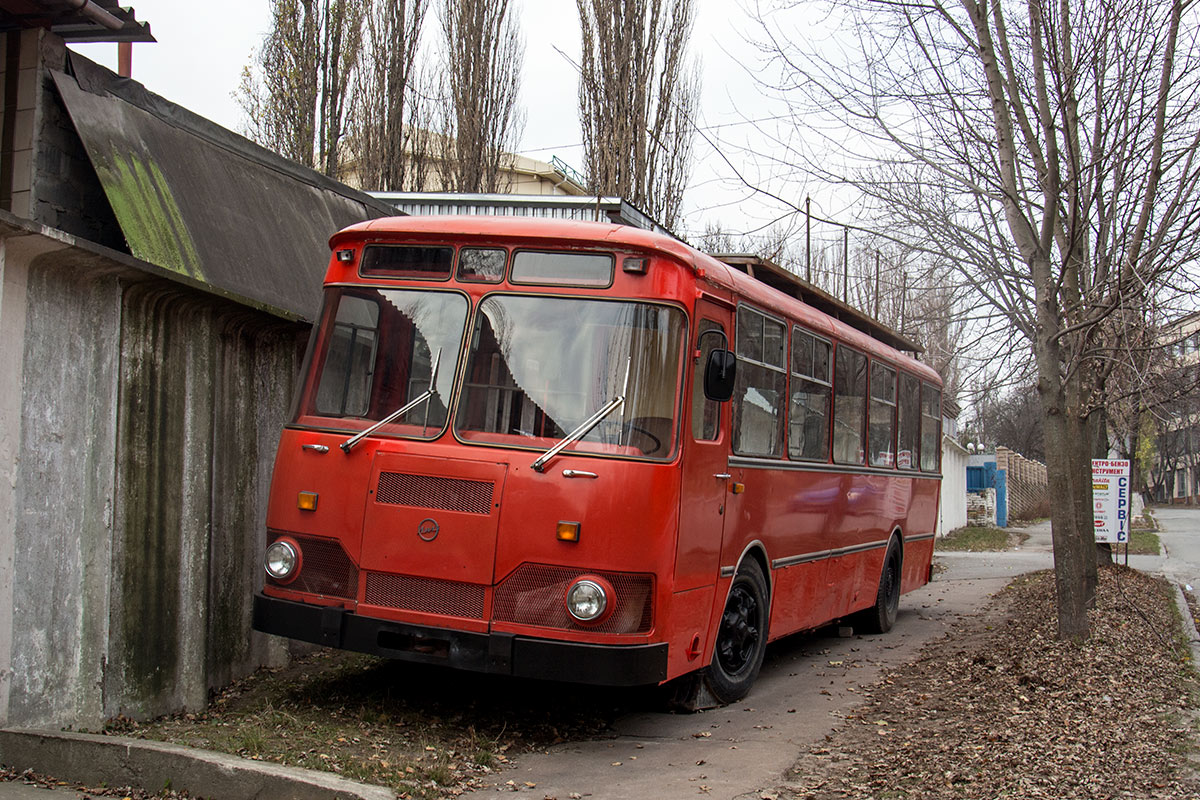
{"left": 675, "top": 312, "right": 731, "bottom": 591}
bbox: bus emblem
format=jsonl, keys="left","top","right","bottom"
{"left": 417, "top": 518, "right": 440, "bottom": 542}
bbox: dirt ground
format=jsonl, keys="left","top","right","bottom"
{"left": 771, "top": 567, "right": 1200, "bottom": 800}
{"left": 77, "top": 563, "right": 1199, "bottom": 800}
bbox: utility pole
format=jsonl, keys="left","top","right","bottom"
{"left": 874, "top": 250, "right": 881, "bottom": 318}
{"left": 805, "top": 196, "right": 811, "bottom": 282}
{"left": 842, "top": 227, "right": 849, "bottom": 303}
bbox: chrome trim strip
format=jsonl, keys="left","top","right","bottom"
{"left": 772, "top": 549, "right": 832, "bottom": 569}
{"left": 728, "top": 455, "right": 942, "bottom": 480}
{"left": 770, "top": 539, "right": 891, "bottom": 570}
{"left": 905, "top": 532, "right": 936, "bottom": 542}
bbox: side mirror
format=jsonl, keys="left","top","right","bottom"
{"left": 704, "top": 350, "right": 737, "bottom": 402}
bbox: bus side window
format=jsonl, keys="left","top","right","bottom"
{"left": 733, "top": 306, "right": 786, "bottom": 457}
{"left": 789, "top": 327, "right": 831, "bottom": 461}
{"left": 868, "top": 362, "right": 897, "bottom": 467}
{"left": 921, "top": 383, "right": 943, "bottom": 472}
{"left": 897, "top": 373, "right": 920, "bottom": 470}
{"left": 314, "top": 294, "right": 380, "bottom": 417}
{"left": 693, "top": 322, "right": 725, "bottom": 441}
{"left": 832, "top": 345, "right": 868, "bottom": 465}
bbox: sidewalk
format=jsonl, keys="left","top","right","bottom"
{"left": 0, "top": 730, "right": 394, "bottom": 800}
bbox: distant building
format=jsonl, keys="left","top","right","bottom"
{"left": 939, "top": 398, "right": 968, "bottom": 536}
{"left": 1150, "top": 311, "right": 1200, "bottom": 504}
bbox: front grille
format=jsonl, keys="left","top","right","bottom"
{"left": 364, "top": 572, "right": 486, "bottom": 619}
{"left": 271, "top": 535, "right": 358, "bottom": 600}
{"left": 493, "top": 564, "right": 653, "bottom": 634}
{"left": 377, "top": 472, "right": 494, "bottom": 514}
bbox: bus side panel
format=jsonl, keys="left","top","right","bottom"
{"left": 825, "top": 550, "right": 874, "bottom": 621}
{"left": 767, "top": 561, "right": 831, "bottom": 640}
{"left": 490, "top": 457, "right": 681, "bottom": 644}
{"left": 664, "top": 585, "right": 717, "bottom": 680}
{"left": 267, "top": 429, "right": 377, "bottom": 566}
{"left": 903, "top": 537, "right": 935, "bottom": 592}
{"left": 491, "top": 460, "right": 680, "bottom": 577}
{"left": 720, "top": 466, "right": 839, "bottom": 635}
{"left": 901, "top": 476, "right": 941, "bottom": 593}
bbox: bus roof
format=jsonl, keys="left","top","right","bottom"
{"left": 331, "top": 216, "right": 939, "bottom": 384}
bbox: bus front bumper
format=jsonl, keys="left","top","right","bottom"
{"left": 252, "top": 593, "right": 668, "bottom": 686}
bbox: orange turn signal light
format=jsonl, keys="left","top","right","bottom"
{"left": 556, "top": 521, "right": 581, "bottom": 542}
{"left": 297, "top": 491, "right": 319, "bottom": 511}
{"left": 731, "top": 483, "right": 746, "bottom": 495}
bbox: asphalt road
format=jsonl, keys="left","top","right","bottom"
{"left": 1153, "top": 506, "right": 1200, "bottom": 591}
{"left": 461, "top": 515, "right": 1195, "bottom": 800}
{"left": 461, "top": 547, "right": 1033, "bottom": 800}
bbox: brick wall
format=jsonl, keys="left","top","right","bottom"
{"left": 967, "top": 488, "right": 996, "bottom": 526}
{"left": 996, "top": 446, "right": 1048, "bottom": 521}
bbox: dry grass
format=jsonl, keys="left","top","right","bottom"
{"left": 778, "top": 567, "right": 1200, "bottom": 799}
{"left": 935, "top": 525, "right": 1025, "bottom": 552}
{"left": 105, "top": 651, "right": 649, "bottom": 798}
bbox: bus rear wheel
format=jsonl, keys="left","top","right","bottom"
{"left": 853, "top": 537, "right": 901, "bottom": 634}
{"left": 703, "top": 558, "right": 769, "bottom": 705}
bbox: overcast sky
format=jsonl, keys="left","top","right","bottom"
{"left": 70, "top": 1, "right": 818, "bottom": 242}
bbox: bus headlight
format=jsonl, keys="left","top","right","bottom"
{"left": 566, "top": 577, "right": 610, "bottom": 623}
{"left": 265, "top": 539, "right": 300, "bottom": 583}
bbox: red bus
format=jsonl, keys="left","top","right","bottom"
{"left": 252, "top": 216, "right": 942, "bottom": 706}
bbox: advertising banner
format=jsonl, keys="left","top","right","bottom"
{"left": 1092, "top": 459, "right": 1131, "bottom": 544}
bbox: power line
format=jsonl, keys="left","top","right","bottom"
{"left": 518, "top": 113, "right": 800, "bottom": 156}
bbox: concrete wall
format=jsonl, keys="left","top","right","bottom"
{"left": 938, "top": 435, "right": 968, "bottom": 536}
{"left": 0, "top": 225, "right": 306, "bottom": 728}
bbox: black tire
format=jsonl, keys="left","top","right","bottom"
{"left": 854, "top": 537, "right": 901, "bottom": 635}
{"left": 703, "top": 558, "right": 769, "bottom": 704}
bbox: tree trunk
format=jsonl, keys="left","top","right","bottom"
{"left": 1041, "top": 357, "right": 1099, "bottom": 638}
{"left": 1043, "top": 410, "right": 1092, "bottom": 639}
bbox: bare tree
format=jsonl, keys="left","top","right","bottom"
{"left": 577, "top": 0, "right": 699, "bottom": 230}
{"left": 752, "top": 0, "right": 1200, "bottom": 638}
{"left": 238, "top": 0, "right": 364, "bottom": 179}
{"left": 435, "top": 0, "right": 525, "bottom": 193}
{"left": 350, "top": 0, "right": 434, "bottom": 191}
{"left": 972, "top": 386, "right": 1046, "bottom": 462}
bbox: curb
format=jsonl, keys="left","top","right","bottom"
{"left": 0, "top": 729, "right": 394, "bottom": 800}
{"left": 1173, "top": 584, "right": 1200, "bottom": 667}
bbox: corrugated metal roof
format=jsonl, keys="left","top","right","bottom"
{"left": 51, "top": 53, "right": 397, "bottom": 320}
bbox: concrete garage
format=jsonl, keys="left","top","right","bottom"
{"left": 0, "top": 13, "right": 391, "bottom": 728}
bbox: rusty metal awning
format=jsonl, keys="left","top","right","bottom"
{"left": 713, "top": 253, "right": 922, "bottom": 353}
{"left": 0, "top": 0, "right": 154, "bottom": 42}
{"left": 50, "top": 53, "right": 397, "bottom": 319}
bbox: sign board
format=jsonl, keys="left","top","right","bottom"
{"left": 1092, "top": 459, "right": 1131, "bottom": 544}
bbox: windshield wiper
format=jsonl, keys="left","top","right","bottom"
{"left": 530, "top": 357, "right": 630, "bottom": 473}
{"left": 341, "top": 348, "right": 442, "bottom": 454}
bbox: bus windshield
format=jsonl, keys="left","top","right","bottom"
{"left": 455, "top": 295, "right": 685, "bottom": 459}
{"left": 298, "top": 287, "right": 469, "bottom": 439}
